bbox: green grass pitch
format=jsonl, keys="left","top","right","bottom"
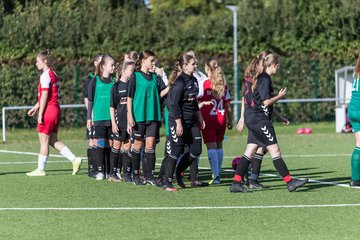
{"left": 0, "top": 122, "right": 359, "bottom": 240}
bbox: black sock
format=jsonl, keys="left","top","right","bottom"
{"left": 251, "top": 153, "right": 264, "bottom": 181}
{"left": 91, "top": 146, "right": 97, "bottom": 171}
{"left": 123, "top": 150, "right": 132, "bottom": 174}
{"left": 164, "top": 156, "right": 176, "bottom": 183}
{"left": 176, "top": 152, "right": 191, "bottom": 175}
{"left": 142, "top": 152, "right": 148, "bottom": 179}
{"left": 158, "top": 158, "right": 166, "bottom": 180}
{"left": 104, "top": 147, "right": 111, "bottom": 175}
{"left": 272, "top": 156, "right": 290, "bottom": 177}
{"left": 95, "top": 147, "right": 105, "bottom": 173}
{"left": 110, "top": 147, "right": 119, "bottom": 174}
{"left": 235, "top": 155, "right": 251, "bottom": 178}
{"left": 190, "top": 157, "right": 198, "bottom": 182}
{"left": 145, "top": 149, "right": 155, "bottom": 179}
{"left": 118, "top": 150, "right": 123, "bottom": 174}
{"left": 87, "top": 146, "right": 94, "bottom": 174}
{"left": 131, "top": 148, "right": 140, "bottom": 176}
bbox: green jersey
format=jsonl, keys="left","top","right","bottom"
{"left": 93, "top": 76, "right": 115, "bottom": 121}
{"left": 132, "top": 72, "right": 161, "bottom": 122}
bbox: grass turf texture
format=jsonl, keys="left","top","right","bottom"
{"left": 0, "top": 122, "right": 359, "bottom": 240}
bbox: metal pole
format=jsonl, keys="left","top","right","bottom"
{"left": 75, "top": 65, "right": 79, "bottom": 128}
{"left": 313, "top": 62, "right": 318, "bottom": 124}
{"left": 2, "top": 107, "right": 5, "bottom": 143}
{"left": 226, "top": 5, "right": 239, "bottom": 122}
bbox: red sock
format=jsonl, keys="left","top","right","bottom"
{"left": 233, "top": 174, "right": 242, "bottom": 182}
{"left": 283, "top": 175, "right": 293, "bottom": 183}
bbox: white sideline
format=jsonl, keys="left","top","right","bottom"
{"left": 0, "top": 149, "right": 351, "bottom": 159}
{"left": 1, "top": 204, "right": 360, "bottom": 211}
{"left": 0, "top": 149, "right": 353, "bottom": 188}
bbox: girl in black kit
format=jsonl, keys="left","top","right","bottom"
{"left": 161, "top": 53, "right": 205, "bottom": 191}
{"left": 230, "top": 53, "right": 308, "bottom": 193}
{"left": 109, "top": 61, "right": 134, "bottom": 181}
{"left": 84, "top": 53, "right": 103, "bottom": 178}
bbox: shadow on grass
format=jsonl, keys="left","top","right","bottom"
{"left": 3, "top": 168, "right": 73, "bottom": 175}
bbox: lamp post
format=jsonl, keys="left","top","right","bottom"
{"left": 226, "top": 5, "right": 239, "bottom": 123}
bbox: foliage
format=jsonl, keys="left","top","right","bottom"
{"left": 1, "top": 0, "right": 360, "bottom": 127}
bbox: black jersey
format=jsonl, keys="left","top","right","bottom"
{"left": 110, "top": 80, "right": 128, "bottom": 130}
{"left": 252, "top": 72, "right": 274, "bottom": 119}
{"left": 83, "top": 74, "right": 94, "bottom": 99}
{"left": 168, "top": 72, "right": 200, "bottom": 125}
{"left": 243, "top": 75, "right": 254, "bottom": 113}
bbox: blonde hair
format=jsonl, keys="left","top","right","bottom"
{"left": 206, "top": 57, "right": 225, "bottom": 99}
{"left": 252, "top": 53, "right": 281, "bottom": 91}
{"left": 115, "top": 61, "right": 134, "bottom": 80}
{"left": 245, "top": 50, "right": 271, "bottom": 78}
{"left": 93, "top": 53, "right": 103, "bottom": 76}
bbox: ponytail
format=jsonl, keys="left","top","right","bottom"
{"left": 168, "top": 61, "right": 182, "bottom": 87}
{"left": 168, "top": 53, "right": 196, "bottom": 87}
{"left": 115, "top": 62, "right": 121, "bottom": 80}
{"left": 135, "top": 50, "right": 155, "bottom": 72}
{"left": 206, "top": 57, "right": 225, "bottom": 99}
{"left": 252, "top": 53, "right": 280, "bottom": 92}
{"left": 93, "top": 53, "right": 103, "bottom": 77}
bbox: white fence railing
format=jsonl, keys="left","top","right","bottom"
{"left": 2, "top": 104, "right": 85, "bottom": 143}
{"left": 1, "top": 98, "right": 351, "bottom": 143}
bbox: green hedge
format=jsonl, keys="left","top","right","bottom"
{"left": 1, "top": 0, "right": 360, "bottom": 127}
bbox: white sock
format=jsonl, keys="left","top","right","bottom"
{"left": 207, "top": 149, "right": 219, "bottom": 178}
{"left": 60, "top": 146, "right": 76, "bottom": 162}
{"left": 38, "top": 154, "right": 48, "bottom": 171}
{"left": 216, "top": 148, "right": 224, "bottom": 177}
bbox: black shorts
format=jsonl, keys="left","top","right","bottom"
{"left": 111, "top": 128, "right": 129, "bottom": 141}
{"left": 94, "top": 126, "right": 112, "bottom": 139}
{"left": 168, "top": 121, "right": 202, "bottom": 146}
{"left": 246, "top": 118, "right": 278, "bottom": 147}
{"left": 132, "top": 121, "right": 160, "bottom": 140}
{"left": 86, "top": 126, "right": 95, "bottom": 140}
{"left": 167, "top": 121, "right": 202, "bottom": 158}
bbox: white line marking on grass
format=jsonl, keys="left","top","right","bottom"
{"left": 1, "top": 204, "right": 360, "bottom": 211}
{"left": 0, "top": 149, "right": 353, "bottom": 188}
{"left": 0, "top": 149, "right": 351, "bottom": 160}
{"left": 222, "top": 154, "right": 351, "bottom": 159}
{"left": 256, "top": 172, "right": 352, "bottom": 188}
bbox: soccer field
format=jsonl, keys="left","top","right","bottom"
{"left": 0, "top": 122, "right": 359, "bottom": 240}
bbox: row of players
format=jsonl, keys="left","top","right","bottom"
{"left": 26, "top": 49, "right": 313, "bottom": 192}
{"left": 84, "top": 50, "right": 232, "bottom": 191}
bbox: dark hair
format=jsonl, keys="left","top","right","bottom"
{"left": 135, "top": 50, "right": 155, "bottom": 72}
{"left": 168, "top": 53, "right": 195, "bottom": 87}
{"left": 99, "top": 54, "right": 115, "bottom": 80}
{"left": 355, "top": 53, "right": 360, "bottom": 80}
{"left": 37, "top": 49, "right": 54, "bottom": 67}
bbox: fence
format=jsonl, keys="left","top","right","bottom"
{"left": 1, "top": 98, "right": 350, "bottom": 143}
